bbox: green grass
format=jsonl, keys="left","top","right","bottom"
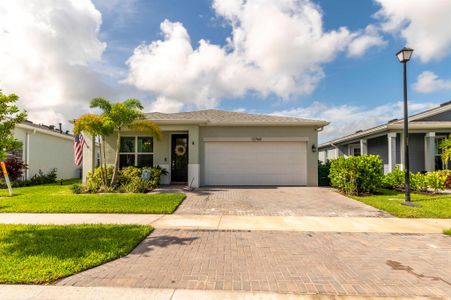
{"left": 0, "top": 182, "right": 185, "bottom": 214}
{"left": 0, "top": 224, "right": 151, "bottom": 284}
{"left": 351, "top": 189, "right": 451, "bottom": 218}
{"left": 444, "top": 229, "right": 451, "bottom": 236}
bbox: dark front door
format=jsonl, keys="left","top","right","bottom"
{"left": 171, "top": 134, "right": 189, "bottom": 182}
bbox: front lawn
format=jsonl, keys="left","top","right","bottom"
{"left": 0, "top": 182, "right": 185, "bottom": 214}
{"left": 351, "top": 189, "right": 451, "bottom": 218}
{"left": 0, "top": 224, "right": 151, "bottom": 283}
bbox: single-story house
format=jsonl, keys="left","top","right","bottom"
{"left": 82, "top": 109, "right": 328, "bottom": 187}
{"left": 318, "top": 101, "right": 451, "bottom": 173}
{"left": 13, "top": 120, "right": 80, "bottom": 179}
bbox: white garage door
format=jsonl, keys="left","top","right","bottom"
{"left": 204, "top": 141, "right": 307, "bottom": 186}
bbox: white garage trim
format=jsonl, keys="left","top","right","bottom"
{"left": 204, "top": 141, "right": 307, "bottom": 186}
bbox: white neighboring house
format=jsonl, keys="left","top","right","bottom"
{"left": 12, "top": 120, "right": 80, "bottom": 180}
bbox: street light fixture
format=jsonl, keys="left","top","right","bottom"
{"left": 396, "top": 47, "right": 415, "bottom": 206}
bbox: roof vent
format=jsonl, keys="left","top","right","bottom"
{"left": 387, "top": 118, "right": 398, "bottom": 123}
{"left": 440, "top": 100, "right": 451, "bottom": 107}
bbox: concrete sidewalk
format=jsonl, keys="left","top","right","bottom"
{"left": 0, "top": 213, "right": 450, "bottom": 233}
{"left": 0, "top": 285, "right": 433, "bottom": 300}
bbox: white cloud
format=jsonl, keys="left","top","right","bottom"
{"left": 0, "top": 0, "right": 108, "bottom": 127}
{"left": 375, "top": 0, "right": 451, "bottom": 62}
{"left": 413, "top": 71, "right": 451, "bottom": 94}
{"left": 125, "top": 0, "right": 384, "bottom": 112}
{"left": 347, "top": 25, "right": 387, "bottom": 58}
{"left": 273, "top": 101, "right": 437, "bottom": 142}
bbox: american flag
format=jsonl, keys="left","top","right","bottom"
{"left": 74, "top": 134, "right": 85, "bottom": 166}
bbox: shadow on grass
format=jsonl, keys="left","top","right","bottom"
{"left": 1, "top": 225, "right": 150, "bottom": 260}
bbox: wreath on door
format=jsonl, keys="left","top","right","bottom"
{"left": 175, "top": 144, "right": 186, "bottom": 156}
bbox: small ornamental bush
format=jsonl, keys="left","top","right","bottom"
{"left": 435, "top": 170, "right": 451, "bottom": 188}
{"left": 382, "top": 166, "right": 404, "bottom": 190}
{"left": 1, "top": 155, "right": 27, "bottom": 181}
{"left": 426, "top": 171, "right": 447, "bottom": 193}
{"left": 410, "top": 172, "right": 428, "bottom": 192}
{"left": 329, "top": 155, "right": 383, "bottom": 195}
{"left": 30, "top": 169, "right": 57, "bottom": 185}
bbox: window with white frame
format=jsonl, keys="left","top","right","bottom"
{"left": 119, "top": 136, "right": 153, "bottom": 168}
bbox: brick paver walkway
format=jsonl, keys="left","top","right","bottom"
{"left": 58, "top": 229, "right": 451, "bottom": 297}
{"left": 175, "top": 187, "right": 389, "bottom": 217}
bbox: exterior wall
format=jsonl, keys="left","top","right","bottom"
{"left": 14, "top": 127, "right": 79, "bottom": 180}
{"left": 367, "top": 136, "right": 388, "bottom": 164}
{"left": 199, "top": 126, "right": 319, "bottom": 186}
{"left": 85, "top": 125, "right": 320, "bottom": 187}
{"left": 409, "top": 133, "right": 426, "bottom": 173}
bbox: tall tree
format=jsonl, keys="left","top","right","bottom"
{"left": 0, "top": 91, "right": 27, "bottom": 161}
{"left": 74, "top": 114, "right": 112, "bottom": 186}
{"left": 89, "top": 98, "right": 161, "bottom": 186}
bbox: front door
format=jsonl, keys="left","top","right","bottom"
{"left": 171, "top": 134, "right": 188, "bottom": 182}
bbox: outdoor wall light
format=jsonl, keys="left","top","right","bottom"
{"left": 311, "top": 144, "right": 317, "bottom": 152}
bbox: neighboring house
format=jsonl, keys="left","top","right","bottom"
{"left": 82, "top": 109, "right": 328, "bottom": 187}
{"left": 13, "top": 120, "right": 80, "bottom": 180}
{"left": 318, "top": 101, "right": 451, "bottom": 173}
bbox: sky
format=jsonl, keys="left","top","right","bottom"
{"left": 0, "top": 0, "right": 451, "bottom": 143}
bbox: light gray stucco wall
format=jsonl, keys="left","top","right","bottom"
{"left": 367, "top": 136, "right": 388, "bottom": 164}
{"left": 199, "top": 126, "right": 319, "bottom": 186}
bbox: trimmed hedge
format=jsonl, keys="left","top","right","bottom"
{"left": 329, "top": 155, "right": 383, "bottom": 195}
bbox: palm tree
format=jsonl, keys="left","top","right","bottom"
{"left": 440, "top": 135, "right": 451, "bottom": 169}
{"left": 90, "top": 98, "right": 162, "bottom": 186}
{"left": 74, "top": 114, "right": 112, "bottom": 186}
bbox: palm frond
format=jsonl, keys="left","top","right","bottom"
{"left": 123, "top": 98, "right": 144, "bottom": 110}
{"left": 90, "top": 98, "right": 112, "bottom": 114}
{"left": 128, "top": 119, "right": 162, "bottom": 140}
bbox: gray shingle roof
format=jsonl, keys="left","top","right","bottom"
{"left": 144, "top": 109, "right": 328, "bottom": 126}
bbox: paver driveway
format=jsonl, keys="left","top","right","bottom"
{"left": 175, "top": 187, "right": 389, "bottom": 217}
{"left": 59, "top": 229, "right": 451, "bottom": 297}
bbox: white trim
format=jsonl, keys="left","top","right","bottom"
{"left": 203, "top": 137, "right": 309, "bottom": 142}
{"left": 16, "top": 123, "right": 74, "bottom": 141}
{"left": 188, "top": 164, "right": 200, "bottom": 188}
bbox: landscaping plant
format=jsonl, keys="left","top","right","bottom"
{"left": 0, "top": 91, "right": 27, "bottom": 161}
{"left": 426, "top": 171, "right": 447, "bottom": 193}
{"left": 318, "top": 160, "right": 331, "bottom": 186}
{"left": 410, "top": 172, "right": 428, "bottom": 193}
{"left": 329, "top": 155, "right": 383, "bottom": 195}
{"left": 1, "top": 155, "right": 27, "bottom": 181}
{"left": 382, "top": 166, "right": 404, "bottom": 190}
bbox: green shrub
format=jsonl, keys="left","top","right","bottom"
{"left": 86, "top": 166, "right": 114, "bottom": 193}
{"left": 410, "top": 172, "right": 428, "bottom": 192}
{"left": 71, "top": 184, "right": 83, "bottom": 194}
{"left": 329, "top": 155, "right": 383, "bottom": 195}
{"left": 383, "top": 166, "right": 404, "bottom": 190}
{"left": 29, "top": 169, "right": 57, "bottom": 185}
{"left": 435, "top": 170, "right": 451, "bottom": 188}
{"left": 318, "top": 160, "right": 331, "bottom": 186}
{"left": 426, "top": 171, "right": 447, "bottom": 193}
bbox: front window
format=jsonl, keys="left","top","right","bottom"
{"left": 119, "top": 136, "right": 154, "bottom": 168}
{"left": 435, "top": 136, "right": 446, "bottom": 170}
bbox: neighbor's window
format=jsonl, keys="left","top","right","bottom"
{"left": 119, "top": 136, "right": 153, "bottom": 168}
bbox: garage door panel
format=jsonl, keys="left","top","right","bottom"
{"left": 204, "top": 141, "right": 307, "bottom": 186}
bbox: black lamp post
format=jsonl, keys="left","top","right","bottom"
{"left": 396, "top": 47, "right": 414, "bottom": 205}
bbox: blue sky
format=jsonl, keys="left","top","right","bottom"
{"left": 1, "top": 0, "right": 451, "bottom": 142}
